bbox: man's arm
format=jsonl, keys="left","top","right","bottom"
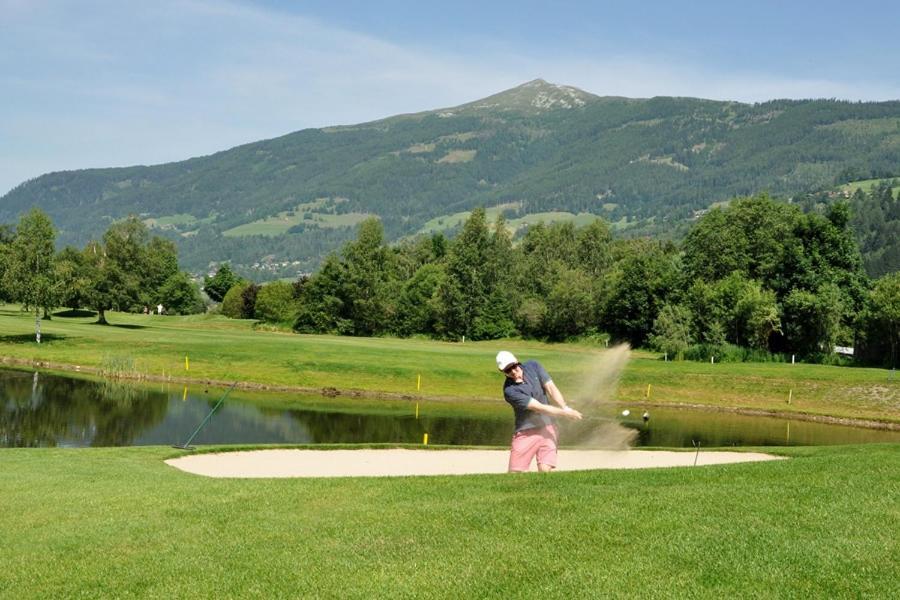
{"left": 526, "top": 399, "right": 582, "bottom": 420}
{"left": 543, "top": 380, "right": 568, "bottom": 409}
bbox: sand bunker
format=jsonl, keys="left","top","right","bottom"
{"left": 165, "top": 448, "right": 784, "bottom": 478}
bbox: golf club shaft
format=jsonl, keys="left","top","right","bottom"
{"left": 179, "top": 382, "right": 238, "bottom": 448}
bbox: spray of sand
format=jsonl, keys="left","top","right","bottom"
{"left": 564, "top": 343, "right": 637, "bottom": 449}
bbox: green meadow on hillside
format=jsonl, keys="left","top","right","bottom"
{"left": 841, "top": 177, "right": 900, "bottom": 196}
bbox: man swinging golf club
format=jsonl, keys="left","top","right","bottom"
{"left": 496, "top": 351, "right": 582, "bottom": 472}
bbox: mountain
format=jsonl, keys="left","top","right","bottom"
{"left": 3, "top": 79, "right": 900, "bottom": 278}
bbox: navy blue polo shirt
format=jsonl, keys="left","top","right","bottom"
{"left": 503, "top": 360, "right": 555, "bottom": 432}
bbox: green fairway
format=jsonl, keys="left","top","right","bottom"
{"left": 0, "top": 444, "right": 897, "bottom": 598}
{"left": 3, "top": 307, "right": 898, "bottom": 597}
{"left": 1, "top": 305, "right": 897, "bottom": 425}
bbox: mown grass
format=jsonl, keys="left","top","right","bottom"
{"left": 0, "top": 444, "right": 897, "bottom": 598}
{"left": 1, "top": 305, "right": 897, "bottom": 424}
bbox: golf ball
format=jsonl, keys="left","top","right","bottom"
{"left": 621, "top": 409, "right": 630, "bottom": 417}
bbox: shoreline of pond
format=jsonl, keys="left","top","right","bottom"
{"left": 3, "top": 355, "right": 898, "bottom": 432}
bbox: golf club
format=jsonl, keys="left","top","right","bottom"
{"left": 173, "top": 382, "right": 238, "bottom": 450}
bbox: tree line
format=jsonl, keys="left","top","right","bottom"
{"left": 3, "top": 197, "right": 898, "bottom": 368}
{"left": 0, "top": 209, "right": 204, "bottom": 341}
{"left": 205, "top": 194, "right": 898, "bottom": 367}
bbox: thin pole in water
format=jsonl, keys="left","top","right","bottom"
{"left": 173, "top": 382, "right": 238, "bottom": 450}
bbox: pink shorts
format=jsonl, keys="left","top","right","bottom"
{"left": 508, "top": 424, "right": 559, "bottom": 472}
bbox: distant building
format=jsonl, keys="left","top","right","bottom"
{"left": 834, "top": 346, "right": 854, "bottom": 356}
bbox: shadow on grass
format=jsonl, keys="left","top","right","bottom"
{"left": 53, "top": 309, "right": 97, "bottom": 318}
{"left": 0, "top": 333, "right": 67, "bottom": 344}
{"left": 96, "top": 323, "right": 147, "bottom": 330}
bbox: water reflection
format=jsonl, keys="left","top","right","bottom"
{"left": 1, "top": 369, "right": 167, "bottom": 447}
{"left": 2, "top": 367, "right": 899, "bottom": 448}
{"left": 567, "top": 407, "right": 900, "bottom": 448}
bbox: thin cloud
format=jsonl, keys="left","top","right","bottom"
{"left": 1, "top": 0, "right": 898, "bottom": 196}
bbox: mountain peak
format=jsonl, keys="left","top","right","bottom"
{"left": 451, "top": 79, "right": 598, "bottom": 115}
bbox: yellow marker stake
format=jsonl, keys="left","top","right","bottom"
{"left": 788, "top": 389, "right": 793, "bottom": 405}
{"left": 646, "top": 384, "right": 652, "bottom": 399}
{"left": 423, "top": 433, "right": 428, "bottom": 446}
{"left": 415, "top": 402, "right": 419, "bottom": 419}
{"left": 185, "top": 356, "right": 189, "bottom": 371}
{"left": 182, "top": 386, "right": 187, "bottom": 401}
{"left": 417, "top": 374, "right": 421, "bottom": 391}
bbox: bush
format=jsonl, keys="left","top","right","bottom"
{"left": 254, "top": 281, "right": 298, "bottom": 323}
{"left": 203, "top": 264, "right": 241, "bottom": 303}
{"left": 682, "top": 343, "right": 788, "bottom": 363}
{"left": 221, "top": 282, "right": 257, "bottom": 319}
{"left": 157, "top": 272, "right": 205, "bottom": 315}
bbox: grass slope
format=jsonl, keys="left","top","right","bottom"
{"left": 0, "top": 444, "right": 897, "bottom": 598}
{"left": 841, "top": 177, "right": 900, "bottom": 196}
{"left": 1, "top": 306, "right": 898, "bottom": 425}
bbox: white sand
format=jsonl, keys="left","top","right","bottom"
{"left": 165, "top": 448, "right": 784, "bottom": 478}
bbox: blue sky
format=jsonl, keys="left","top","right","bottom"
{"left": 2, "top": 0, "right": 899, "bottom": 196}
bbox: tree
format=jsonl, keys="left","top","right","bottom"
{"left": 255, "top": 280, "right": 298, "bottom": 323}
{"left": 78, "top": 218, "right": 192, "bottom": 323}
{"left": 735, "top": 283, "right": 781, "bottom": 350}
{"left": 576, "top": 219, "right": 613, "bottom": 279}
{"left": 240, "top": 283, "right": 260, "bottom": 320}
{"left": 294, "top": 254, "right": 352, "bottom": 334}
{"left": 394, "top": 263, "right": 445, "bottom": 336}
{"left": 2, "top": 209, "right": 57, "bottom": 342}
{"left": 683, "top": 274, "right": 781, "bottom": 351}
{"left": 204, "top": 264, "right": 242, "bottom": 303}
{"left": 54, "top": 246, "right": 91, "bottom": 310}
{"left": 142, "top": 237, "right": 179, "bottom": 306}
{"left": 0, "top": 223, "right": 15, "bottom": 302}
{"left": 649, "top": 304, "right": 693, "bottom": 359}
{"left": 102, "top": 217, "right": 149, "bottom": 312}
{"left": 340, "top": 218, "right": 400, "bottom": 336}
{"left": 221, "top": 282, "right": 258, "bottom": 319}
{"left": 863, "top": 273, "right": 900, "bottom": 367}
{"left": 541, "top": 267, "right": 595, "bottom": 341}
{"left": 157, "top": 272, "right": 205, "bottom": 315}
{"left": 683, "top": 195, "right": 798, "bottom": 286}
{"left": 81, "top": 240, "right": 128, "bottom": 325}
{"left": 682, "top": 208, "right": 747, "bottom": 282}
{"left": 436, "top": 209, "right": 515, "bottom": 340}
{"left": 515, "top": 297, "right": 547, "bottom": 338}
{"left": 599, "top": 240, "right": 680, "bottom": 347}
{"left": 782, "top": 285, "right": 844, "bottom": 356}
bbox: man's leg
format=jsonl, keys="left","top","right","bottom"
{"left": 508, "top": 429, "right": 542, "bottom": 472}
{"left": 535, "top": 425, "right": 559, "bottom": 472}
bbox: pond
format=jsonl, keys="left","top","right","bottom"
{"left": 2, "top": 368, "right": 899, "bottom": 448}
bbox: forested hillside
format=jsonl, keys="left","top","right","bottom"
{"left": 3, "top": 79, "right": 900, "bottom": 277}
{"left": 796, "top": 178, "right": 900, "bottom": 277}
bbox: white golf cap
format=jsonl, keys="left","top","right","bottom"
{"left": 496, "top": 351, "right": 519, "bottom": 372}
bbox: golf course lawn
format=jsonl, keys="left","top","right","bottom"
{"left": 3, "top": 307, "right": 899, "bottom": 597}
{"left": 1, "top": 305, "right": 898, "bottom": 424}
{"left": 1, "top": 444, "right": 897, "bottom": 598}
